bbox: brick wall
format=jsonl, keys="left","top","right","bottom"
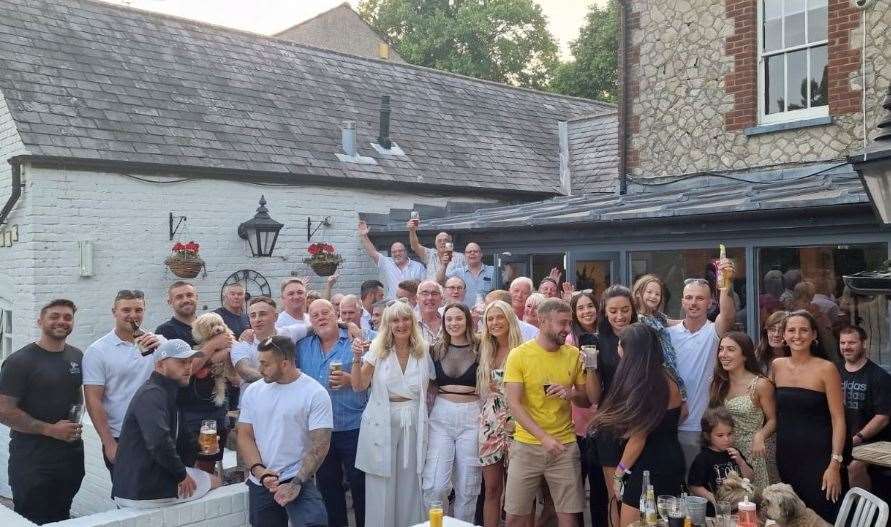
{"left": 0, "top": 165, "right": 494, "bottom": 352}
{"left": 626, "top": 0, "right": 890, "bottom": 178}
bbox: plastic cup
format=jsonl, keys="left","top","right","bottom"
{"left": 685, "top": 496, "right": 708, "bottom": 526}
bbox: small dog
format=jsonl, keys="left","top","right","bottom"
{"left": 760, "top": 483, "right": 830, "bottom": 527}
{"left": 191, "top": 312, "right": 235, "bottom": 407}
{"left": 717, "top": 471, "right": 758, "bottom": 506}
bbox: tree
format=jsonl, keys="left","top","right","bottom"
{"left": 551, "top": 0, "right": 618, "bottom": 102}
{"left": 359, "top": 0, "right": 559, "bottom": 90}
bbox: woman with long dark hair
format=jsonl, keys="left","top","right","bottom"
{"left": 755, "top": 310, "right": 788, "bottom": 375}
{"left": 422, "top": 302, "right": 480, "bottom": 523}
{"left": 771, "top": 310, "right": 847, "bottom": 522}
{"left": 592, "top": 323, "right": 684, "bottom": 527}
{"left": 708, "top": 331, "right": 776, "bottom": 490}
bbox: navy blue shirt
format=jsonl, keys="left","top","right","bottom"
{"left": 214, "top": 307, "right": 249, "bottom": 339}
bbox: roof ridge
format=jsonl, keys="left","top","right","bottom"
{"left": 272, "top": 2, "right": 354, "bottom": 36}
{"left": 84, "top": 0, "right": 613, "bottom": 110}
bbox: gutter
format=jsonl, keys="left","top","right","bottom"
{"left": 617, "top": 0, "right": 631, "bottom": 195}
{"left": 0, "top": 157, "right": 23, "bottom": 226}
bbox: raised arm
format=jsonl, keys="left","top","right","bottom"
{"left": 322, "top": 273, "right": 338, "bottom": 301}
{"left": 715, "top": 260, "right": 736, "bottom": 337}
{"left": 358, "top": 221, "right": 381, "bottom": 265}
{"left": 407, "top": 220, "right": 428, "bottom": 262}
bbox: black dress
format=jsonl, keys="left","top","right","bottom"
{"left": 776, "top": 387, "right": 848, "bottom": 522}
{"left": 621, "top": 406, "right": 685, "bottom": 507}
{"left": 588, "top": 332, "right": 625, "bottom": 467}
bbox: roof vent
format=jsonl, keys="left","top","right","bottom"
{"left": 337, "top": 120, "right": 376, "bottom": 164}
{"left": 371, "top": 96, "right": 405, "bottom": 156}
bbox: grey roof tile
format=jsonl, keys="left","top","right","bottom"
{"left": 0, "top": 0, "right": 612, "bottom": 195}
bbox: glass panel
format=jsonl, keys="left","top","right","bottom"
{"left": 629, "top": 247, "right": 747, "bottom": 331}
{"left": 807, "top": 0, "right": 828, "bottom": 42}
{"left": 757, "top": 244, "right": 888, "bottom": 367}
{"left": 786, "top": 49, "right": 808, "bottom": 111}
{"left": 809, "top": 45, "right": 828, "bottom": 107}
{"left": 574, "top": 259, "right": 613, "bottom": 301}
{"left": 783, "top": 0, "right": 806, "bottom": 47}
{"left": 763, "top": 0, "right": 783, "bottom": 52}
{"left": 531, "top": 253, "right": 565, "bottom": 292}
{"left": 765, "top": 54, "right": 785, "bottom": 114}
{"left": 498, "top": 254, "right": 528, "bottom": 289}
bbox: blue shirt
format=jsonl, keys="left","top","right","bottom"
{"left": 447, "top": 264, "right": 495, "bottom": 307}
{"left": 296, "top": 328, "right": 367, "bottom": 432}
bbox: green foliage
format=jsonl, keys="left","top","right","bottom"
{"left": 359, "top": 0, "right": 560, "bottom": 90}
{"left": 551, "top": 0, "right": 618, "bottom": 102}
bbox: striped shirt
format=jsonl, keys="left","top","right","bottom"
{"left": 296, "top": 328, "right": 368, "bottom": 432}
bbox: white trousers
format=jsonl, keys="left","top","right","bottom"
{"left": 365, "top": 400, "right": 424, "bottom": 527}
{"left": 422, "top": 398, "right": 482, "bottom": 523}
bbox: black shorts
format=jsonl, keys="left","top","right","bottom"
{"left": 587, "top": 429, "right": 624, "bottom": 468}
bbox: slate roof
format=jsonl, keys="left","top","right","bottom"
{"left": 568, "top": 112, "right": 618, "bottom": 193}
{"left": 0, "top": 0, "right": 613, "bottom": 196}
{"left": 366, "top": 162, "right": 868, "bottom": 232}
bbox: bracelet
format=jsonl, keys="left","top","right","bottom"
{"left": 249, "top": 463, "right": 266, "bottom": 476}
{"left": 617, "top": 462, "right": 628, "bottom": 473}
{"left": 259, "top": 473, "right": 278, "bottom": 485}
{"left": 856, "top": 432, "right": 866, "bottom": 441}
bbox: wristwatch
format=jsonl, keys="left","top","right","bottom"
{"left": 830, "top": 453, "right": 843, "bottom": 464}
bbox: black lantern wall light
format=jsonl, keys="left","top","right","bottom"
{"left": 237, "top": 196, "right": 284, "bottom": 257}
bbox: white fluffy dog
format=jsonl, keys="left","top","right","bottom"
{"left": 760, "top": 483, "right": 830, "bottom": 527}
{"left": 191, "top": 312, "right": 235, "bottom": 407}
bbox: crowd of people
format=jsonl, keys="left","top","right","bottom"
{"left": 0, "top": 219, "right": 887, "bottom": 527}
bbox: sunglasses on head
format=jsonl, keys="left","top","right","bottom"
{"left": 115, "top": 289, "right": 145, "bottom": 301}
{"left": 683, "top": 278, "right": 710, "bottom": 286}
{"left": 385, "top": 298, "right": 410, "bottom": 308}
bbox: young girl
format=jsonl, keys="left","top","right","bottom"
{"left": 687, "top": 407, "right": 754, "bottom": 511}
{"left": 631, "top": 274, "right": 687, "bottom": 400}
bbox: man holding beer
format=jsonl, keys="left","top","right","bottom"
{"left": 0, "top": 299, "right": 84, "bottom": 524}
{"left": 296, "top": 299, "right": 369, "bottom": 527}
{"left": 112, "top": 339, "right": 222, "bottom": 508}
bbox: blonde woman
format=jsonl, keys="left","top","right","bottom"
{"left": 352, "top": 300, "right": 434, "bottom": 527}
{"left": 477, "top": 300, "right": 524, "bottom": 527}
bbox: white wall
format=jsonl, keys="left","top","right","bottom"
{"left": 1, "top": 165, "right": 493, "bottom": 351}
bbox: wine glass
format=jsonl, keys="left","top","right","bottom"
{"left": 657, "top": 495, "right": 677, "bottom": 523}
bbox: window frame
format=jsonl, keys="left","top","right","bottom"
{"left": 756, "top": 0, "right": 830, "bottom": 125}
{"left": 0, "top": 306, "right": 12, "bottom": 361}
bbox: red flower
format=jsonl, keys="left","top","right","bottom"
{"left": 172, "top": 241, "right": 200, "bottom": 254}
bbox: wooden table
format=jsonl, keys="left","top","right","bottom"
{"left": 852, "top": 441, "right": 891, "bottom": 468}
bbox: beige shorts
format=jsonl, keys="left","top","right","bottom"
{"left": 504, "top": 440, "right": 584, "bottom": 515}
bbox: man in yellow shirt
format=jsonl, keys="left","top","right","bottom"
{"left": 504, "top": 298, "right": 601, "bottom": 527}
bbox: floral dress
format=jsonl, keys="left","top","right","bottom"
{"left": 724, "top": 376, "right": 775, "bottom": 491}
{"left": 478, "top": 368, "right": 513, "bottom": 466}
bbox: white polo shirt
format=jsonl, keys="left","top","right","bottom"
{"left": 276, "top": 310, "right": 308, "bottom": 329}
{"left": 82, "top": 330, "right": 159, "bottom": 437}
{"left": 377, "top": 255, "right": 426, "bottom": 298}
{"left": 231, "top": 324, "right": 310, "bottom": 370}
{"left": 668, "top": 320, "right": 719, "bottom": 432}
{"left": 518, "top": 320, "right": 540, "bottom": 342}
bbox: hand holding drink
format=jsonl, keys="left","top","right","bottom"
{"left": 581, "top": 345, "right": 599, "bottom": 370}
{"left": 198, "top": 419, "right": 219, "bottom": 455}
{"left": 328, "top": 361, "right": 346, "bottom": 390}
{"left": 717, "top": 244, "right": 734, "bottom": 290}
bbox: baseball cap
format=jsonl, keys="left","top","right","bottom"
{"left": 155, "top": 339, "right": 203, "bottom": 363}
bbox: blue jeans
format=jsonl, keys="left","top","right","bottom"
{"left": 316, "top": 428, "right": 364, "bottom": 527}
{"left": 247, "top": 479, "right": 328, "bottom": 527}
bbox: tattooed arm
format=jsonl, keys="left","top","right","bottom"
{"left": 0, "top": 394, "right": 81, "bottom": 442}
{"left": 296, "top": 428, "right": 332, "bottom": 483}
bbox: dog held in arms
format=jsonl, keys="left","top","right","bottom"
{"left": 191, "top": 312, "right": 236, "bottom": 407}
{"left": 760, "top": 483, "right": 831, "bottom": 527}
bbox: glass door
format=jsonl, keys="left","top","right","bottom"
{"left": 568, "top": 251, "right": 621, "bottom": 300}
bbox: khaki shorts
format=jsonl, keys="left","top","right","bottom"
{"left": 504, "top": 440, "right": 584, "bottom": 515}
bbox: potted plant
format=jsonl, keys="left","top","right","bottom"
{"left": 304, "top": 242, "right": 343, "bottom": 276}
{"left": 165, "top": 240, "right": 205, "bottom": 278}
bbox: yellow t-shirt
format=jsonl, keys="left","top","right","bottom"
{"left": 503, "top": 339, "right": 585, "bottom": 445}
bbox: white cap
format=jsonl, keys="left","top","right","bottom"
{"left": 155, "top": 339, "right": 203, "bottom": 363}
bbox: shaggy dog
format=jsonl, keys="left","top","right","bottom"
{"left": 760, "top": 483, "right": 830, "bottom": 527}
{"left": 191, "top": 312, "right": 235, "bottom": 407}
{"left": 716, "top": 471, "right": 758, "bottom": 507}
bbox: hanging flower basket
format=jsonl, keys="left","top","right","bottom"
{"left": 166, "top": 241, "right": 205, "bottom": 279}
{"left": 304, "top": 242, "right": 343, "bottom": 277}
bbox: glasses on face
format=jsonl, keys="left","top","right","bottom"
{"left": 445, "top": 285, "right": 465, "bottom": 291}
{"left": 115, "top": 289, "right": 145, "bottom": 301}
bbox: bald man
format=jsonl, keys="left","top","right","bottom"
{"left": 358, "top": 220, "right": 426, "bottom": 298}
{"left": 441, "top": 242, "right": 495, "bottom": 307}
{"left": 407, "top": 218, "right": 465, "bottom": 280}
{"left": 296, "top": 299, "right": 368, "bottom": 527}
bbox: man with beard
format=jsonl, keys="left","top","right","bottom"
{"left": 838, "top": 325, "right": 891, "bottom": 492}
{"left": 231, "top": 297, "right": 310, "bottom": 384}
{"left": 297, "top": 299, "right": 368, "bottom": 527}
{"left": 84, "top": 290, "right": 164, "bottom": 476}
{"left": 156, "top": 281, "right": 233, "bottom": 473}
{"left": 238, "top": 335, "right": 333, "bottom": 526}
{"left": 358, "top": 220, "right": 425, "bottom": 299}
{"left": 0, "top": 299, "right": 85, "bottom": 524}
{"left": 503, "top": 298, "right": 600, "bottom": 527}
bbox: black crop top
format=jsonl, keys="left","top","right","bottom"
{"left": 433, "top": 344, "right": 478, "bottom": 388}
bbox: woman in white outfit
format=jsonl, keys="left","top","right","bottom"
{"left": 352, "top": 299, "right": 434, "bottom": 527}
{"left": 422, "top": 302, "right": 481, "bottom": 522}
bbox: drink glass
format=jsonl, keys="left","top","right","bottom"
{"left": 68, "top": 404, "right": 83, "bottom": 424}
{"left": 428, "top": 498, "right": 443, "bottom": 527}
{"left": 329, "top": 361, "right": 343, "bottom": 389}
{"left": 657, "top": 495, "right": 677, "bottom": 523}
{"left": 199, "top": 419, "right": 218, "bottom": 455}
{"left": 410, "top": 210, "right": 420, "bottom": 227}
{"left": 580, "top": 345, "right": 599, "bottom": 369}
{"left": 542, "top": 376, "right": 553, "bottom": 396}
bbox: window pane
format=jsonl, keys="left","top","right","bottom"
{"left": 763, "top": 0, "right": 783, "bottom": 52}
{"left": 575, "top": 259, "right": 612, "bottom": 300}
{"left": 807, "top": 0, "right": 828, "bottom": 42}
{"left": 783, "top": 0, "right": 806, "bottom": 47}
{"left": 810, "top": 45, "right": 828, "bottom": 107}
{"left": 786, "top": 49, "right": 807, "bottom": 111}
{"left": 757, "top": 244, "right": 888, "bottom": 367}
{"left": 630, "top": 247, "right": 747, "bottom": 332}
{"left": 531, "top": 253, "right": 565, "bottom": 290}
{"left": 765, "top": 54, "right": 785, "bottom": 114}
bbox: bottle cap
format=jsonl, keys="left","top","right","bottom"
{"left": 738, "top": 496, "right": 756, "bottom": 511}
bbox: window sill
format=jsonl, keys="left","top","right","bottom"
{"left": 744, "top": 116, "right": 832, "bottom": 137}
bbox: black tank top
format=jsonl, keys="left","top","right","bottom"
{"left": 433, "top": 344, "right": 478, "bottom": 388}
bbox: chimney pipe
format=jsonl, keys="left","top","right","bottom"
{"left": 378, "top": 96, "right": 392, "bottom": 149}
{"left": 341, "top": 120, "right": 357, "bottom": 158}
